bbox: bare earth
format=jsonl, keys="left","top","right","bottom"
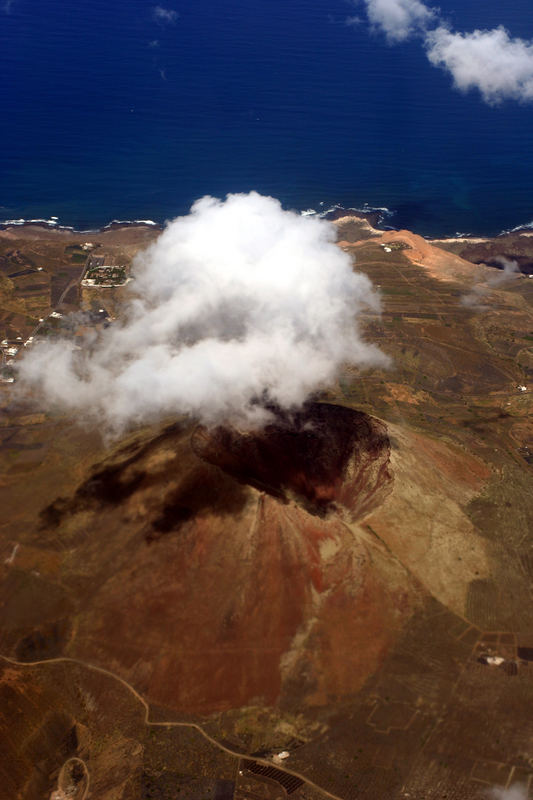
{"left": 0, "top": 221, "right": 533, "bottom": 800}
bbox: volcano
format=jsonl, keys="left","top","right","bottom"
{"left": 3, "top": 393, "right": 492, "bottom": 724}
{"left": 4, "top": 403, "right": 402, "bottom": 718}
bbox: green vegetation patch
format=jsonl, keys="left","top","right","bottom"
{"left": 385, "top": 241, "right": 411, "bottom": 251}
{"left": 86, "top": 266, "right": 127, "bottom": 285}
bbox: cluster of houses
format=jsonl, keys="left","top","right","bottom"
{"left": 0, "top": 339, "right": 18, "bottom": 382}
{"left": 81, "top": 254, "right": 129, "bottom": 288}
{"left": 0, "top": 309, "right": 67, "bottom": 383}
{"left": 1, "top": 248, "right": 124, "bottom": 385}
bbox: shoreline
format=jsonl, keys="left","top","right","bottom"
{"left": 0, "top": 218, "right": 163, "bottom": 235}
{"left": 2, "top": 205, "right": 533, "bottom": 243}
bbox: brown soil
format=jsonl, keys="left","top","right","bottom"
{"left": 380, "top": 230, "right": 487, "bottom": 284}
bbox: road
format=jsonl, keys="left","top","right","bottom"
{"left": 57, "top": 275, "right": 82, "bottom": 307}
{"left": 57, "top": 756, "right": 90, "bottom": 800}
{"left": 0, "top": 653, "right": 343, "bottom": 800}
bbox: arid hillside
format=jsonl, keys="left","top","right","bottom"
{"left": 1, "top": 221, "right": 532, "bottom": 800}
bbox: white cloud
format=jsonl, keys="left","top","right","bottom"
{"left": 153, "top": 6, "right": 179, "bottom": 24}
{"left": 425, "top": 25, "right": 533, "bottom": 104}
{"left": 460, "top": 257, "right": 521, "bottom": 308}
{"left": 2, "top": 0, "right": 15, "bottom": 13}
{"left": 364, "top": 0, "right": 436, "bottom": 42}
{"left": 17, "top": 193, "right": 387, "bottom": 432}
{"left": 356, "top": 0, "right": 533, "bottom": 104}
{"left": 346, "top": 15, "right": 363, "bottom": 29}
{"left": 488, "top": 784, "right": 530, "bottom": 800}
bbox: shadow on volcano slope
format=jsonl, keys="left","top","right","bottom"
{"left": 40, "top": 403, "right": 393, "bottom": 537}
{"left": 39, "top": 422, "right": 250, "bottom": 542}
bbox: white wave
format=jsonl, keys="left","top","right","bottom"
{"left": 103, "top": 219, "right": 159, "bottom": 228}
{"left": 504, "top": 219, "right": 533, "bottom": 234}
{"left": 0, "top": 217, "right": 73, "bottom": 230}
{"left": 0, "top": 217, "right": 159, "bottom": 232}
{"left": 316, "top": 202, "right": 395, "bottom": 220}
{"left": 317, "top": 203, "right": 344, "bottom": 218}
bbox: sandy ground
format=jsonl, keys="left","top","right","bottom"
{"left": 332, "top": 214, "right": 383, "bottom": 237}
{"left": 339, "top": 228, "right": 488, "bottom": 284}
{"left": 381, "top": 230, "right": 487, "bottom": 283}
{"left": 430, "top": 237, "right": 489, "bottom": 244}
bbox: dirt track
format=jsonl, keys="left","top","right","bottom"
{"left": 0, "top": 653, "right": 342, "bottom": 800}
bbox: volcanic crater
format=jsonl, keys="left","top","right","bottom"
{"left": 192, "top": 401, "right": 393, "bottom": 522}
{"left": 40, "top": 401, "right": 393, "bottom": 538}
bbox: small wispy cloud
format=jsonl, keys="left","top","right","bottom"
{"left": 460, "top": 257, "right": 521, "bottom": 309}
{"left": 346, "top": 16, "right": 363, "bottom": 28}
{"left": 2, "top": 0, "right": 15, "bottom": 14}
{"left": 363, "top": 0, "right": 436, "bottom": 43}
{"left": 153, "top": 6, "right": 179, "bottom": 24}
{"left": 488, "top": 783, "right": 530, "bottom": 800}
{"left": 426, "top": 26, "right": 533, "bottom": 105}
{"left": 148, "top": 39, "right": 160, "bottom": 48}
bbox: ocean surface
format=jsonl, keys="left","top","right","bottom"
{"left": 1, "top": 0, "right": 533, "bottom": 236}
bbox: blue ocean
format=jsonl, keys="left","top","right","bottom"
{"left": 1, "top": 0, "right": 533, "bottom": 236}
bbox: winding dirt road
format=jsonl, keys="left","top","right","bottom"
{"left": 56, "top": 756, "right": 90, "bottom": 800}
{"left": 0, "top": 653, "right": 343, "bottom": 800}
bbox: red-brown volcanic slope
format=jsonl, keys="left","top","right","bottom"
{"left": 45, "top": 403, "right": 400, "bottom": 714}
{"left": 1, "top": 396, "right": 495, "bottom": 728}
{"left": 0, "top": 403, "right": 406, "bottom": 718}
